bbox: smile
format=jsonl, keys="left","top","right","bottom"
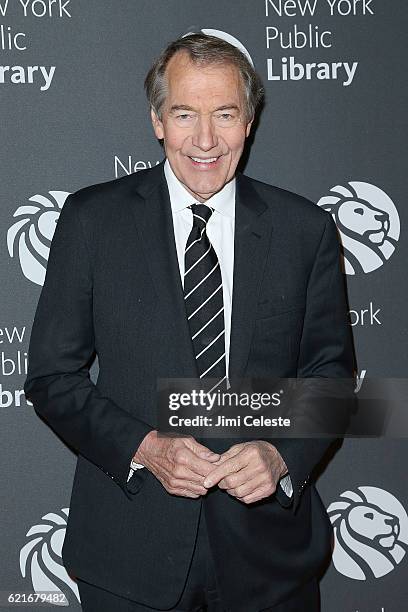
{"left": 189, "top": 156, "right": 220, "bottom": 168}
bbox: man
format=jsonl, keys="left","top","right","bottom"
{"left": 24, "top": 33, "right": 354, "bottom": 612}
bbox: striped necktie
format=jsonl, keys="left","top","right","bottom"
{"left": 183, "top": 203, "right": 227, "bottom": 392}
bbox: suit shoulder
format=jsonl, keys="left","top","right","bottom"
{"left": 240, "top": 173, "right": 330, "bottom": 225}
{"left": 65, "top": 164, "right": 162, "bottom": 217}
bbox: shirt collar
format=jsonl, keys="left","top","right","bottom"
{"left": 164, "top": 158, "right": 235, "bottom": 218}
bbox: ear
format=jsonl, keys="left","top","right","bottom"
{"left": 245, "top": 118, "right": 254, "bottom": 138}
{"left": 151, "top": 108, "right": 164, "bottom": 140}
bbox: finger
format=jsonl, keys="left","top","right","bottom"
{"left": 238, "top": 481, "right": 277, "bottom": 504}
{"left": 167, "top": 478, "right": 208, "bottom": 497}
{"left": 210, "top": 445, "right": 246, "bottom": 469}
{"left": 226, "top": 476, "right": 264, "bottom": 499}
{"left": 176, "top": 447, "right": 220, "bottom": 478}
{"left": 184, "top": 438, "right": 220, "bottom": 462}
{"left": 217, "top": 452, "right": 271, "bottom": 489}
{"left": 167, "top": 488, "right": 200, "bottom": 499}
{"left": 172, "top": 464, "right": 209, "bottom": 484}
{"left": 203, "top": 454, "right": 247, "bottom": 488}
{"left": 217, "top": 466, "right": 257, "bottom": 490}
{"left": 239, "top": 491, "right": 267, "bottom": 504}
{"left": 216, "top": 444, "right": 244, "bottom": 463}
{"left": 168, "top": 477, "right": 208, "bottom": 495}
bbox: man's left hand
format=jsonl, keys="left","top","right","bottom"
{"left": 203, "top": 441, "right": 288, "bottom": 504}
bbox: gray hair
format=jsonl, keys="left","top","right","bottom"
{"left": 144, "top": 33, "right": 264, "bottom": 123}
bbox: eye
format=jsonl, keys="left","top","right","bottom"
{"left": 176, "top": 114, "right": 193, "bottom": 120}
{"left": 214, "top": 112, "right": 239, "bottom": 126}
{"left": 354, "top": 208, "right": 364, "bottom": 215}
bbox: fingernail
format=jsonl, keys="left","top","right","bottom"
{"left": 204, "top": 478, "right": 212, "bottom": 488}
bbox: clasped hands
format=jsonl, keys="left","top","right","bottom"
{"left": 134, "top": 431, "right": 288, "bottom": 504}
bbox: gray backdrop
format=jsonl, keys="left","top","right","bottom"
{"left": 1, "top": 1, "right": 407, "bottom": 610}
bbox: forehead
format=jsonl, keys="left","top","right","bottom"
{"left": 163, "top": 51, "right": 245, "bottom": 108}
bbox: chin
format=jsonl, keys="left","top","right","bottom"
{"left": 193, "top": 186, "right": 222, "bottom": 200}
{"left": 189, "top": 177, "right": 228, "bottom": 195}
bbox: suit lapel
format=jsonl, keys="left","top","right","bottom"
{"left": 229, "top": 173, "right": 274, "bottom": 380}
{"left": 128, "top": 162, "right": 273, "bottom": 383}
{"left": 129, "top": 161, "right": 199, "bottom": 378}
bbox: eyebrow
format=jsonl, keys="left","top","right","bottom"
{"left": 169, "top": 104, "right": 240, "bottom": 113}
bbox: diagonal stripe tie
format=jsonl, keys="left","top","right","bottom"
{"left": 184, "top": 203, "right": 227, "bottom": 392}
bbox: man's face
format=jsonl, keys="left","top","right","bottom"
{"left": 151, "top": 51, "right": 253, "bottom": 202}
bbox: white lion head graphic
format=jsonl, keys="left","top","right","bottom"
{"left": 7, "top": 190, "right": 70, "bottom": 286}
{"left": 20, "top": 507, "right": 80, "bottom": 606}
{"left": 317, "top": 182, "right": 400, "bottom": 275}
{"left": 327, "top": 486, "right": 408, "bottom": 580}
{"left": 183, "top": 28, "right": 254, "bottom": 66}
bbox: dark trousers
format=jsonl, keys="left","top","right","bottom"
{"left": 77, "top": 509, "right": 320, "bottom": 612}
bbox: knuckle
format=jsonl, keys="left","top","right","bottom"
{"left": 168, "top": 477, "right": 179, "bottom": 489}
{"left": 175, "top": 449, "right": 188, "bottom": 465}
{"left": 262, "top": 483, "right": 274, "bottom": 496}
{"left": 169, "top": 437, "right": 180, "bottom": 451}
{"left": 173, "top": 465, "right": 184, "bottom": 478}
{"left": 247, "top": 446, "right": 259, "bottom": 459}
{"left": 224, "top": 476, "right": 234, "bottom": 488}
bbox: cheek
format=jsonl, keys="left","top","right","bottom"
{"left": 164, "top": 133, "right": 177, "bottom": 149}
{"left": 167, "top": 133, "right": 190, "bottom": 156}
{"left": 227, "top": 143, "right": 245, "bottom": 167}
{"left": 225, "top": 131, "right": 247, "bottom": 156}
{"left": 161, "top": 123, "right": 186, "bottom": 151}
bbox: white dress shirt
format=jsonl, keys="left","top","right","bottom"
{"left": 128, "top": 160, "right": 292, "bottom": 498}
{"left": 164, "top": 159, "right": 235, "bottom": 378}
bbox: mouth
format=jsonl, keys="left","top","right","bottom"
{"left": 378, "top": 534, "right": 395, "bottom": 549}
{"left": 369, "top": 230, "right": 385, "bottom": 244}
{"left": 188, "top": 156, "right": 221, "bottom": 169}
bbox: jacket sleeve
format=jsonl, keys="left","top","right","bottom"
{"left": 272, "top": 213, "right": 356, "bottom": 514}
{"left": 24, "top": 193, "right": 153, "bottom": 500}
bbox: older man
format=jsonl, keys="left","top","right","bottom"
{"left": 25, "top": 33, "right": 354, "bottom": 612}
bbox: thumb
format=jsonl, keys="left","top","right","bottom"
{"left": 198, "top": 450, "right": 220, "bottom": 461}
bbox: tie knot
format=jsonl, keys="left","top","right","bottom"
{"left": 190, "top": 203, "right": 214, "bottom": 228}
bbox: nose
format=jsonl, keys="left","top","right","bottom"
{"left": 192, "top": 115, "right": 218, "bottom": 151}
{"left": 374, "top": 212, "right": 388, "bottom": 223}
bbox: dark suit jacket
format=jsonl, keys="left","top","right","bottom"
{"left": 24, "top": 160, "right": 355, "bottom": 611}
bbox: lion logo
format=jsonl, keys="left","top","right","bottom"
{"left": 7, "top": 190, "right": 70, "bottom": 286}
{"left": 20, "top": 507, "right": 80, "bottom": 606}
{"left": 317, "top": 182, "right": 400, "bottom": 275}
{"left": 327, "top": 486, "right": 408, "bottom": 580}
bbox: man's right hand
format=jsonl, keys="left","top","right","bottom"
{"left": 132, "top": 431, "right": 220, "bottom": 498}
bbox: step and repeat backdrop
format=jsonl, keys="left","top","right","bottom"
{"left": 1, "top": 1, "right": 407, "bottom": 610}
